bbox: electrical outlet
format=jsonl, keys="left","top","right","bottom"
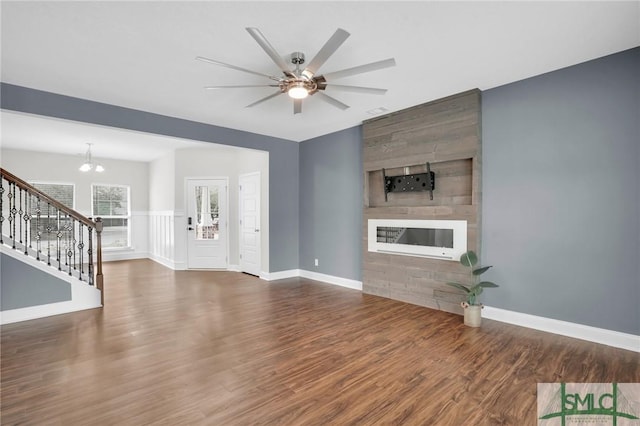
{"left": 314, "top": 258, "right": 319, "bottom": 267}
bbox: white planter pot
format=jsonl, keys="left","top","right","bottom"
{"left": 463, "top": 305, "right": 482, "bottom": 327}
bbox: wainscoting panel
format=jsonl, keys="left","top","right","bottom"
{"left": 149, "top": 211, "right": 177, "bottom": 269}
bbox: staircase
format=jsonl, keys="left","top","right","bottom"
{"left": 0, "top": 168, "right": 104, "bottom": 324}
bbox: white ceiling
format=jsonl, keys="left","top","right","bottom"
{"left": 1, "top": 1, "right": 639, "bottom": 159}
{"left": 0, "top": 111, "right": 217, "bottom": 162}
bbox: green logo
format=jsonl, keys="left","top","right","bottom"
{"left": 538, "top": 383, "right": 640, "bottom": 425}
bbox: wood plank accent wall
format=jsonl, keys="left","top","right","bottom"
{"left": 362, "top": 89, "right": 482, "bottom": 314}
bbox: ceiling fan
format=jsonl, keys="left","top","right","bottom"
{"left": 196, "top": 27, "right": 396, "bottom": 114}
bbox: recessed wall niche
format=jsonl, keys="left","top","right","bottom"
{"left": 367, "top": 158, "right": 472, "bottom": 207}
{"left": 362, "top": 89, "right": 482, "bottom": 315}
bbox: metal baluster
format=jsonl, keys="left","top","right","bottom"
{"left": 56, "top": 209, "right": 62, "bottom": 271}
{"left": 66, "top": 216, "right": 74, "bottom": 276}
{"left": 23, "top": 191, "right": 31, "bottom": 255}
{"left": 46, "top": 202, "right": 52, "bottom": 266}
{"left": 78, "top": 222, "right": 85, "bottom": 282}
{"left": 74, "top": 220, "right": 78, "bottom": 274}
{"left": 35, "top": 196, "right": 41, "bottom": 261}
{"left": 27, "top": 193, "right": 32, "bottom": 249}
{"left": 88, "top": 226, "right": 94, "bottom": 286}
{"left": 63, "top": 214, "right": 68, "bottom": 267}
{"left": 9, "top": 182, "right": 16, "bottom": 249}
{"left": 18, "top": 187, "right": 23, "bottom": 245}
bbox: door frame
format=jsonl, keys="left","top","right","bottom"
{"left": 184, "top": 176, "right": 229, "bottom": 270}
{"left": 238, "top": 171, "right": 261, "bottom": 276}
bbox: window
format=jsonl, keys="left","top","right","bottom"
{"left": 32, "top": 182, "right": 75, "bottom": 209}
{"left": 92, "top": 184, "right": 130, "bottom": 249}
{"left": 29, "top": 182, "right": 76, "bottom": 246}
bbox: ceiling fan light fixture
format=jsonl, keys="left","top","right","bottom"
{"left": 288, "top": 82, "right": 309, "bottom": 99}
{"left": 198, "top": 27, "right": 396, "bottom": 114}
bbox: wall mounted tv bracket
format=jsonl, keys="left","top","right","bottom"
{"left": 383, "top": 162, "right": 435, "bottom": 201}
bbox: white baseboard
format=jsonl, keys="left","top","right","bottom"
{"left": 483, "top": 306, "right": 640, "bottom": 353}
{"left": 103, "top": 251, "right": 148, "bottom": 262}
{"left": 299, "top": 269, "right": 363, "bottom": 291}
{"left": 149, "top": 254, "right": 178, "bottom": 270}
{"left": 260, "top": 268, "right": 362, "bottom": 291}
{"left": 261, "top": 269, "right": 300, "bottom": 281}
{"left": 149, "top": 256, "right": 238, "bottom": 273}
{"left": 0, "top": 300, "right": 101, "bottom": 325}
{"left": 148, "top": 255, "right": 187, "bottom": 271}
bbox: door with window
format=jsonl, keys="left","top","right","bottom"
{"left": 186, "top": 179, "right": 228, "bottom": 269}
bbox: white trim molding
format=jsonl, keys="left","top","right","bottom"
{"left": 227, "top": 264, "right": 241, "bottom": 272}
{"left": 148, "top": 210, "right": 177, "bottom": 268}
{"left": 103, "top": 251, "right": 149, "bottom": 262}
{"left": 483, "top": 306, "right": 640, "bottom": 353}
{"left": 299, "top": 270, "right": 363, "bottom": 291}
{"left": 261, "top": 269, "right": 300, "bottom": 281}
{"left": 261, "top": 268, "right": 362, "bottom": 291}
{"left": 148, "top": 254, "right": 187, "bottom": 271}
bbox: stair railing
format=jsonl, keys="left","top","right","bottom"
{"left": 0, "top": 168, "right": 104, "bottom": 305}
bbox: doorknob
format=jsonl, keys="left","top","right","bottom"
{"left": 255, "top": 229, "right": 260, "bottom": 232}
{"left": 188, "top": 227, "right": 194, "bottom": 231}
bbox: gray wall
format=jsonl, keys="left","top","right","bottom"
{"left": 1, "top": 83, "right": 299, "bottom": 272}
{"left": 482, "top": 47, "right": 639, "bottom": 335}
{"left": 1, "top": 253, "right": 71, "bottom": 310}
{"left": 299, "top": 127, "right": 363, "bottom": 281}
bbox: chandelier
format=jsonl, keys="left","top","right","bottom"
{"left": 79, "top": 143, "right": 104, "bottom": 173}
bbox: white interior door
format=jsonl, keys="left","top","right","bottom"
{"left": 239, "top": 172, "right": 261, "bottom": 276}
{"left": 187, "top": 179, "right": 227, "bottom": 269}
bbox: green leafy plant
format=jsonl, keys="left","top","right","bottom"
{"left": 446, "top": 250, "right": 498, "bottom": 306}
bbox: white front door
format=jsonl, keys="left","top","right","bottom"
{"left": 239, "top": 172, "right": 261, "bottom": 276}
{"left": 187, "top": 178, "right": 228, "bottom": 269}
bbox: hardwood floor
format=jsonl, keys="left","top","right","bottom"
{"left": 1, "top": 259, "right": 638, "bottom": 425}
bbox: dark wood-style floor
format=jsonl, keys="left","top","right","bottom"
{"left": 1, "top": 259, "right": 638, "bottom": 425}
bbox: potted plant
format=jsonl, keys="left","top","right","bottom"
{"left": 446, "top": 250, "right": 498, "bottom": 327}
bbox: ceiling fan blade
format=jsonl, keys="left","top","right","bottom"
{"left": 245, "top": 90, "right": 283, "bottom": 108}
{"left": 302, "top": 28, "right": 350, "bottom": 79}
{"left": 322, "top": 58, "right": 396, "bottom": 81}
{"left": 196, "top": 56, "right": 277, "bottom": 80}
{"left": 327, "top": 84, "right": 388, "bottom": 95}
{"left": 316, "top": 92, "right": 350, "bottom": 110}
{"left": 205, "top": 85, "right": 279, "bottom": 89}
{"left": 245, "top": 27, "right": 293, "bottom": 75}
{"left": 293, "top": 99, "right": 302, "bottom": 115}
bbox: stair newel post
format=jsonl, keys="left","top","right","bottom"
{"left": 95, "top": 217, "right": 104, "bottom": 306}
